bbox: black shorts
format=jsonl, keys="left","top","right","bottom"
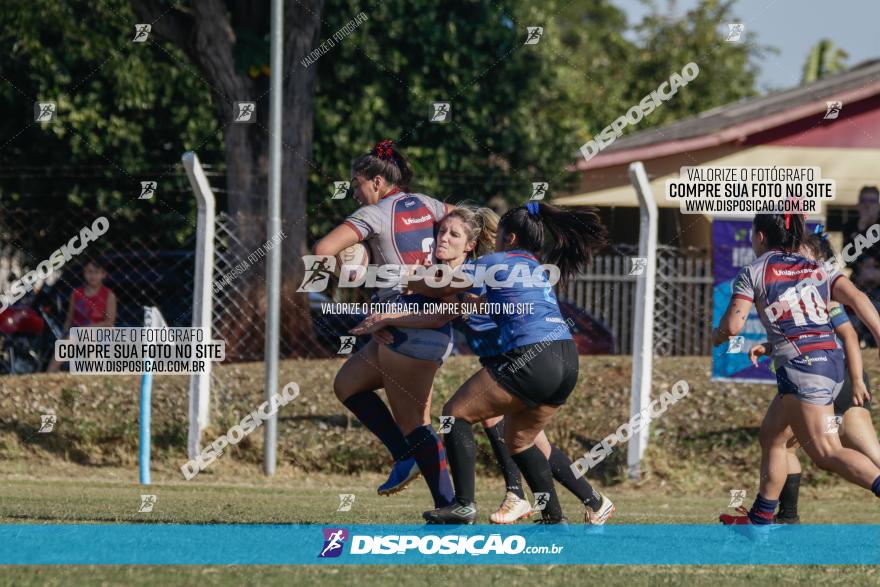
{"left": 833, "top": 371, "right": 872, "bottom": 415}
{"left": 480, "top": 339, "right": 579, "bottom": 408}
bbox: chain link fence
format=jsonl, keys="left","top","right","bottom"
{"left": 0, "top": 206, "right": 196, "bottom": 326}
{"left": 0, "top": 203, "right": 715, "bottom": 378}
{"left": 0, "top": 207, "right": 357, "bottom": 427}
{"left": 0, "top": 205, "right": 196, "bottom": 373}
{"left": 559, "top": 244, "right": 713, "bottom": 356}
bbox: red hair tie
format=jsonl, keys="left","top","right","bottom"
{"left": 785, "top": 212, "right": 804, "bottom": 230}
{"left": 373, "top": 139, "right": 394, "bottom": 160}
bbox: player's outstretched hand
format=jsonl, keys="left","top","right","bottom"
{"left": 350, "top": 314, "right": 387, "bottom": 336}
{"left": 371, "top": 327, "right": 394, "bottom": 345}
{"left": 748, "top": 343, "right": 770, "bottom": 367}
{"left": 853, "top": 377, "right": 871, "bottom": 407}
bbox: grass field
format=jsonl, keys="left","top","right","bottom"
{"left": 2, "top": 356, "right": 880, "bottom": 583}
{"left": 5, "top": 562, "right": 878, "bottom": 587}
{"left": 1, "top": 462, "right": 880, "bottom": 585}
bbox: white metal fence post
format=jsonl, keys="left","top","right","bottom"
{"left": 627, "top": 161, "right": 658, "bottom": 479}
{"left": 182, "top": 151, "right": 216, "bottom": 460}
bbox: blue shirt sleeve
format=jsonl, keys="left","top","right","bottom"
{"left": 829, "top": 304, "right": 850, "bottom": 329}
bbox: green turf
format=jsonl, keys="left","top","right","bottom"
{"left": 4, "top": 356, "right": 880, "bottom": 583}
{"left": 3, "top": 564, "right": 879, "bottom": 587}
{"left": 0, "top": 468, "right": 877, "bottom": 525}
{"left": 5, "top": 355, "right": 880, "bottom": 494}
{"left": 1, "top": 467, "right": 879, "bottom": 585}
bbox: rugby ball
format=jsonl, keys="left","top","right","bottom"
{"left": 337, "top": 243, "right": 370, "bottom": 283}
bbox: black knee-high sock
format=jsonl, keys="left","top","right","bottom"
{"left": 548, "top": 445, "right": 602, "bottom": 511}
{"left": 444, "top": 419, "right": 477, "bottom": 505}
{"left": 483, "top": 423, "right": 525, "bottom": 498}
{"left": 510, "top": 445, "right": 563, "bottom": 520}
{"left": 342, "top": 391, "right": 408, "bottom": 461}
{"left": 404, "top": 425, "right": 455, "bottom": 508}
{"left": 778, "top": 473, "right": 801, "bottom": 519}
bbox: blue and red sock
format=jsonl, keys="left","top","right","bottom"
{"left": 405, "top": 425, "right": 455, "bottom": 507}
{"left": 748, "top": 493, "right": 778, "bottom": 525}
{"left": 342, "top": 391, "right": 408, "bottom": 461}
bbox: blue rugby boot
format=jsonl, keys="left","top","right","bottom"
{"left": 378, "top": 457, "right": 421, "bottom": 496}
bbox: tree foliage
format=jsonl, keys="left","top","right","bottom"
{"left": 801, "top": 38, "right": 848, "bottom": 84}
{"left": 1, "top": 0, "right": 768, "bottom": 244}
{"left": 0, "top": 0, "right": 222, "bottom": 251}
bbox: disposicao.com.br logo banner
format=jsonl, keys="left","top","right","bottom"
{"left": 2, "top": 524, "right": 880, "bottom": 565}
{"left": 318, "top": 526, "right": 563, "bottom": 559}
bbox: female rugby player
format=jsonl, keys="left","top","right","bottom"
{"left": 353, "top": 205, "right": 614, "bottom": 524}
{"left": 715, "top": 213, "right": 880, "bottom": 525}
{"left": 415, "top": 201, "right": 608, "bottom": 524}
{"left": 313, "top": 140, "right": 455, "bottom": 508}
{"left": 747, "top": 230, "right": 880, "bottom": 523}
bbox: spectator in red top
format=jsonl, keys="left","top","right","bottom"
{"left": 47, "top": 259, "right": 117, "bottom": 372}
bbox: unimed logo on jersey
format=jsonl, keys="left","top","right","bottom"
{"left": 401, "top": 214, "right": 432, "bottom": 226}
{"left": 319, "top": 528, "right": 349, "bottom": 558}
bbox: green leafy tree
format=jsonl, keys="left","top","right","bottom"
{"left": 310, "top": 1, "right": 573, "bottom": 211}
{"left": 0, "top": 0, "right": 221, "bottom": 248}
{"left": 625, "top": 0, "right": 766, "bottom": 127}
{"left": 802, "top": 39, "right": 848, "bottom": 84}
{"left": 310, "top": 0, "right": 767, "bottom": 223}
{"left": 1, "top": 0, "right": 766, "bottom": 357}
{"left": 130, "top": 0, "right": 327, "bottom": 354}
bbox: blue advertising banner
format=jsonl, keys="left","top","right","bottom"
{"left": 711, "top": 219, "right": 774, "bottom": 382}
{"left": 711, "top": 219, "right": 819, "bottom": 382}
{"left": 1, "top": 524, "right": 879, "bottom": 565}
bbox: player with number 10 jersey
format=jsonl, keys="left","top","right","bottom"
{"left": 732, "top": 248, "right": 842, "bottom": 374}
{"left": 716, "top": 213, "right": 880, "bottom": 526}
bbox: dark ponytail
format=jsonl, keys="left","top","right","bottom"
{"left": 351, "top": 139, "right": 413, "bottom": 190}
{"left": 753, "top": 213, "right": 806, "bottom": 252}
{"left": 497, "top": 202, "right": 608, "bottom": 285}
{"left": 802, "top": 230, "right": 835, "bottom": 262}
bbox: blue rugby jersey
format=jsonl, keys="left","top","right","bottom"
{"left": 468, "top": 250, "right": 572, "bottom": 352}
{"left": 456, "top": 312, "right": 504, "bottom": 358}
{"left": 453, "top": 266, "right": 503, "bottom": 357}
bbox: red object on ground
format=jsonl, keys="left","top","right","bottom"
{"left": 0, "top": 306, "right": 45, "bottom": 335}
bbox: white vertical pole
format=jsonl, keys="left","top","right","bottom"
{"left": 627, "top": 161, "right": 657, "bottom": 480}
{"left": 182, "top": 152, "right": 216, "bottom": 459}
{"left": 263, "top": 0, "right": 284, "bottom": 476}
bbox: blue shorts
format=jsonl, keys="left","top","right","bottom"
{"left": 776, "top": 349, "right": 845, "bottom": 406}
{"left": 386, "top": 326, "right": 453, "bottom": 365}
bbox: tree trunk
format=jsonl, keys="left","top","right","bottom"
{"left": 280, "top": 0, "right": 326, "bottom": 356}
{"left": 131, "top": 0, "right": 326, "bottom": 357}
